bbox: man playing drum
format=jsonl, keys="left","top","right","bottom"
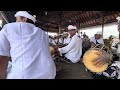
{"left": 90, "top": 31, "right": 104, "bottom": 48}
{"left": 56, "top": 25, "right": 82, "bottom": 63}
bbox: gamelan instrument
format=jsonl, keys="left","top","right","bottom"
{"left": 83, "top": 44, "right": 112, "bottom": 73}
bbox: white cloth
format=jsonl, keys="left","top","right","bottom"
{"left": 0, "top": 22, "right": 56, "bottom": 79}
{"left": 111, "top": 61, "right": 120, "bottom": 69}
{"left": 116, "top": 16, "right": 120, "bottom": 25}
{"left": 59, "top": 38, "right": 63, "bottom": 44}
{"left": 67, "top": 25, "right": 77, "bottom": 30}
{"left": 111, "top": 61, "right": 120, "bottom": 79}
{"left": 63, "top": 37, "right": 71, "bottom": 45}
{"left": 118, "top": 73, "right": 120, "bottom": 79}
{"left": 117, "top": 44, "right": 120, "bottom": 54}
{"left": 90, "top": 36, "right": 104, "bottom": 44}
{"left": 58, "top": 35, "right": 82, "bottom": 63}
{"left": 7, "top": 61, "right": 12, "bottom": 74}
{"left": 15, "top": 11, "right": 36, "bottom": 23}
{"left": 95, "top": 31, "right": 102, "bottom": 35}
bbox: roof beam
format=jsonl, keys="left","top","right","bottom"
{"left": 80, "top": 13, "right": 118, "bottom": 28}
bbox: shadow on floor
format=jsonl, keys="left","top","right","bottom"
{"left": 55, "top": 61, "right": 93, "bottom": 79}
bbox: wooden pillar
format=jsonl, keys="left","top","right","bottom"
{"left": 102, "top": 16, "right": 104, "bottom": 38}
{"left": 59, "top": 11, "right": 62, "bottom": 35}
{"left": 0, "top": 11, "right": 9, "bottom": 24}
{"left": 59, "top": 25, "right": 61, "bottom": 35}
{"left": 78, "top": 22, "right": 80, "bottom": 34}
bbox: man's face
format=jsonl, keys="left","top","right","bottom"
{"left": 68, "top": 29, "right": 76, "bottom": 36}
{"left": 95, "top": 34, "right": 101, "bottom": 39}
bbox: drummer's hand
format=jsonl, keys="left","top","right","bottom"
{"left": 92, "top": 52, "right": 112, "bottom": 67}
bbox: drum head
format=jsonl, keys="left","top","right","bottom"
{"left": 83, "top": 49, "right": 108, "bottom": 73}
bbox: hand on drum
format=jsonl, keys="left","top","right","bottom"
{"left": 92, "top": 51, "right": 112, "bottom": 67}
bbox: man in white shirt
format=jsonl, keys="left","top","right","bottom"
{"left": 0, "top": 11, "right": 56, "bottom": 79}
{"left": 58, "top": 25, "right": 82, "bottom": 63}
{"left": 63, "top": 32, "right": 71, "bottom": 45}
{"left": 51, "top": 35, "right": 58, "bottom": 45}
{"left": 90, "top": 31, "right": 104, "bottom": 47}
{"left": 48, "top": 35, "right": 52, "bottom": 44}
{"left": 90, "top": 32, "right": 112, "bottom": 70}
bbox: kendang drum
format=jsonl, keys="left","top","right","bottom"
{"left": 83, "top": 44, "right": 112, "bottom": 73}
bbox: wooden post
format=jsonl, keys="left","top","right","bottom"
{"left": 59, "top": 11, "right": 62, "bottom": 35}
{"left": 0, "top": 11, "right": 9, "bottom": 24}
{"left": 102, "top": 16, "right": 104, "bottom": 38}
{"left": 78, "top": 22, "right": 80, "bottom": 34}
{"left": 59, "top": 25, "right": 61, "bottom": 35}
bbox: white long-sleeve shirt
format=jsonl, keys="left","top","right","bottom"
{"left": 58, "top": 35, "right": 82, "bottom": 63}
{"left": 63, "top": 37, "right": 71, "bottom": 45}
{"left": 0, "top": 22, "right": 56, "bottom": 79}
{"left": 90, "top": 36, "right": 104, "bottom": 44}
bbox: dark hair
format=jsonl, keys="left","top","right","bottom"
{"left": 26, "top": 18, "right": 35, "bottom": 25}
{"left": 19, "top": 16, "right": 35, "bottom": 25}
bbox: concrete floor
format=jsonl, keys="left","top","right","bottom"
{"left": 55, "top": 61, "right": 92, "bottom": 79}
{"left": 55, "top": 48, "right": 119, "bottom": 79}
{"left": 54, "top": 48, "right": 120, "bottom": 79}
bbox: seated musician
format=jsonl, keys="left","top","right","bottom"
{"left": 89, "top": 32, "right": 111, "bottom": 69}
{"left": 48, "top": 35, "right": 53, "bottom": 44}
{"left": 84, "top": 18, "right": 120, "bottom": 79}
{"left": 63, "top": 32, "right": 71, "bottom": 46}
{"left": 57, "top": 25, "right": 82, "bottom": 63}
{"left": 90, "top": 31, "right": 104, "bottom": 48}
{"left": 82, "top": 31, "right": 104, "bottom": 58}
